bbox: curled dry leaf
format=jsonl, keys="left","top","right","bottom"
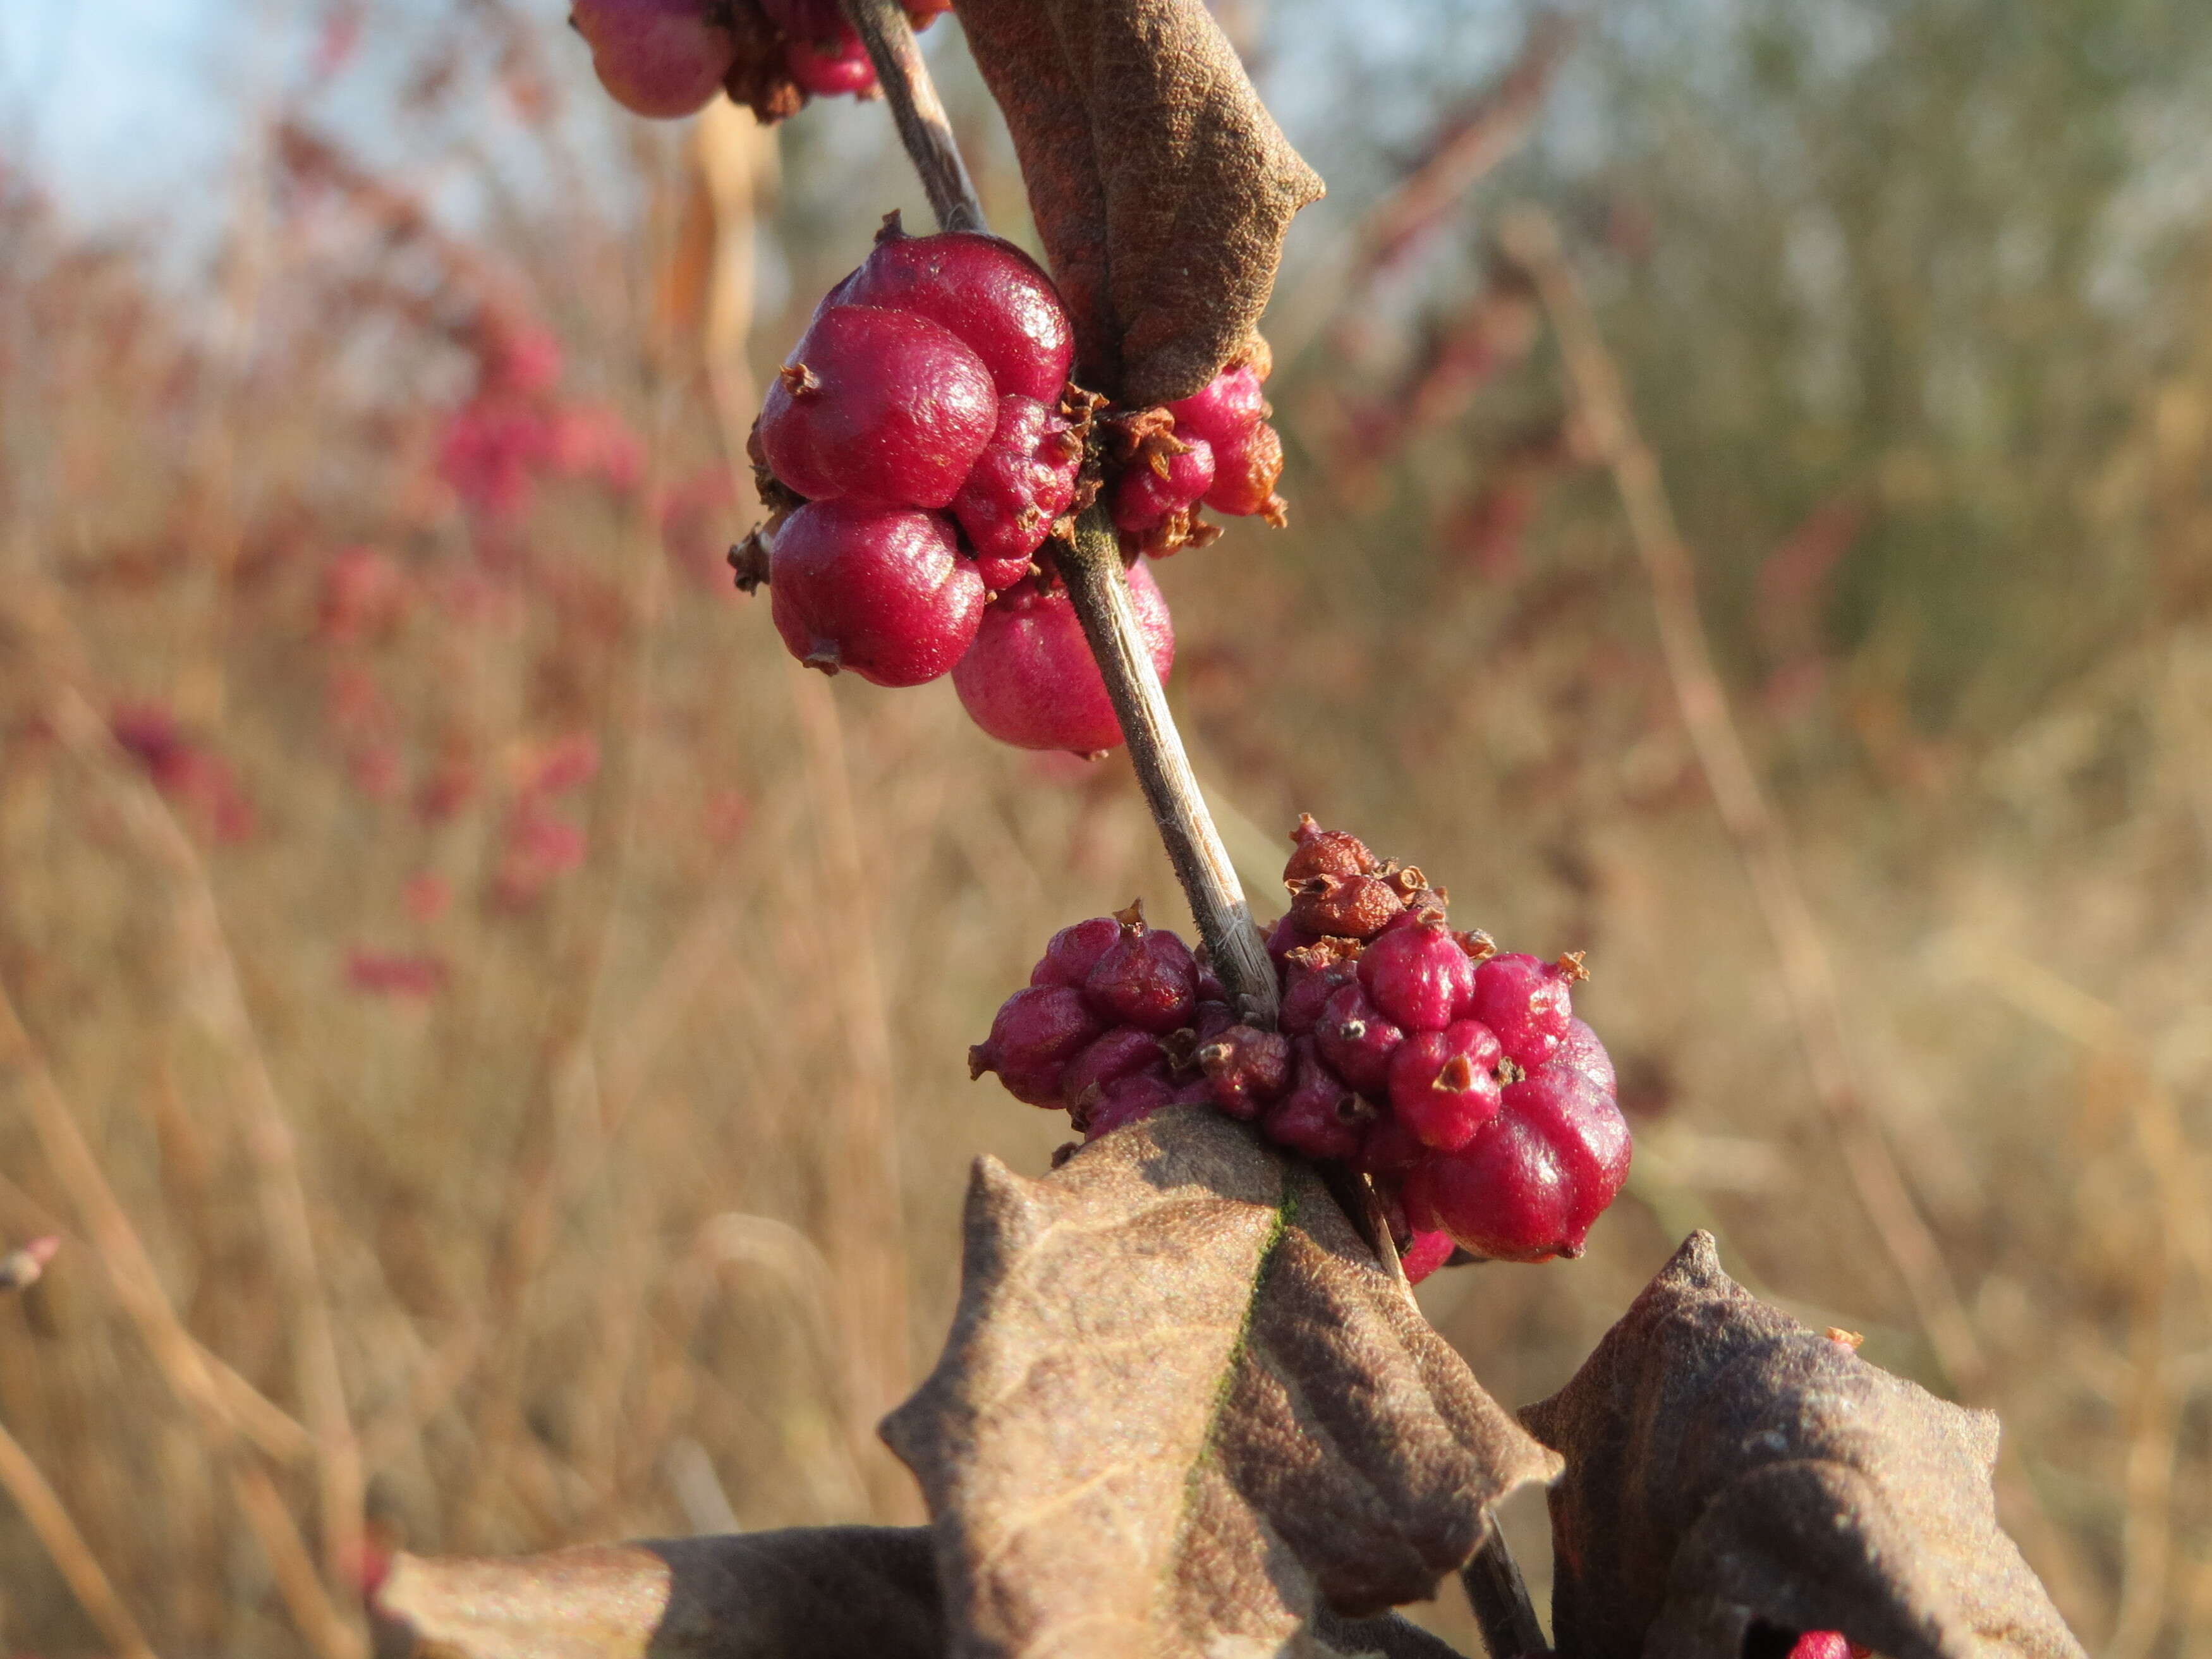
{"left": 880, "top": 1105, "right": 1555, "bottom": 1659}
{"left": 372, "top": 1526, "right": 942, "bottom": 1659}
{"left": 1522, "top": 1232, "right": 2084, "bottom": 1659}
{"left": 954, "top": 0, "right": 1325, "bottom": 405}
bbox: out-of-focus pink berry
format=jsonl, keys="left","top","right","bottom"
{"left": 571, "top": 0, "right": 738, "bottom": 119}
{"left": 784, "top": 28, "right": 875, "bottom": 95}
{"left": 766, "top": 501, "right": 983, "bottom": 686}
{"left": 952, "top": 563, "right": 1174, "bottom": 754}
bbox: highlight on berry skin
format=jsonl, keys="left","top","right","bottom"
{"left": 969, "top": 817, "right": 1633, "bottom": 1274}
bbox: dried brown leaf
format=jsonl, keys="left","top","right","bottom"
{"left": 1522, "top": 1232, "right": 2084, "bottom": 1659}
{"left": 954, "top": 0, "right": 1325, "bottom": 404}
{"left": 881, "top": 1105, "right": 1554, "bottom": 1659}
{"left": 372, "top": 1526, "right": 942, "bottom": 1658}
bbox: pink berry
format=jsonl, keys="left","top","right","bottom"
{"left": 1265, "top": 913, "right": 1322, "bottom": 964}
{"left": 1278, "top": 953, "right": 1356, "bottom": 1038}
{"left": 1061, "top": 1028, "right": 1168, "bottom": 1111}
{"left": 758, "top": 305, "right": 997, "bottom": 509}
{"left": 571, "top": 0, "right": 737, "bottom": 119}
{"left": 766, "top": 501, "right": 982, "bottom": 686}
{"left": 1404, "top": 1067, "right": 1629, "bottom": 1262}
{"left": 1165, "top": 366, "right": 1267, "bottom": 453}
{"left": 1083, "top": 908, "right": 1197, "bottom": 1034}
{"left": 1358, "top": 916, "right": 1477, "bottom": 1035}
{"left": 784, "top": 30, "right": 875, "bottom": 95}
{"left": 1387, "top": 1021, "right": 1504, "bottom": 1152}
{"left": 1556, "top": 1016, "right": 1615, "bottom": 1098}
{"left": 1469, "top": 952, "right": 1576, "bottom": 1071}
{"left": 1198, "top": 1024, "right": 1292, "bottom": 1121}
{"left": 1789, "top": 1636, "right": 1863, "bottom": 1659}
{"left": 1203, "top": 420, "right": 1285, "bottom": 518}
{"left": 1401, "top": 1229, "right": 1455, "bottom": 1285}
{"left": 951, "top": 394, "right": 1081, "bottom": 585}
{"left": 837, "top": 229, "right": 1075, "bottom": 403}
{"left": 1081, "top": 1069, "right": 1179, "bottom": 1139}
{"left": 1315, "top": 980, "right": 1403, "bottom": 1097}
{"left": 1355, "top": 1114, "right": 1425, "bottom": 1177}
{"left": 1112, "top": 435, "right": 1215, "bottom": 533}
{"left": 1263, "top": 1039, "right": 1371, "bottom": 1162}
{"left": 1030, "top": 916, "right": 1122, "bottom": 989}
{"left": 969, "top": 985, "right": 1101, "bottom": 1107}
{"left": 952, "top": 563, "right": 1174, "bottom": 754}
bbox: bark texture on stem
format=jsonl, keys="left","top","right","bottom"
{"left": 840, "top": 0, "right": 986, "bottom": 233}
{"left": 1057, "top": 507, "right": 1278, "bottom": 1026}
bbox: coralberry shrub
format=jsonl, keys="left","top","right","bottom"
{"left": 973, "top": 817, "right": 1633, "bottom": 1274}
{"left": 731, "top": 219, "right": 1291, "bottom": 754}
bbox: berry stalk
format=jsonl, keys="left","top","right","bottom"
{"left": 839, "top": 0, "right": 985, "bottom": 234}
{"left": 1058, "top": 506, "right": 1280, "bottom": 1026}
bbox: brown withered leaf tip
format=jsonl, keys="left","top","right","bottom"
{"left": 373, "top": 1526, "right": 942, "bottom": 1658}
{"left": 879, "top": 1106, "right": 1555, "bottom": 1659}
{"left": 954, "top": 0, "right": 1325, "bottom": 406}
{"left": 1522, "top": 1232, "right": 2084, "bottom": 1659}
{"left": 372, "top": 1522, "right": 1466, "bottom": 1659}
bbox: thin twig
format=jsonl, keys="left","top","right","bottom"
{"left": 1461, "top": 1514, "right": 1547, "bottom": 1659}
{"left": 1498, "top": 205, "right": 1987, "bottom": 1396}
{"left": 1057, "top": 509, "right": 1280, "bottom": 1024}
{"left": 840, "top": 0, "right": 985, "bottom": 233}
{"left": 0, "top": 1416, "right": 161, "bottom": 1659}
{"left": 833, "top": 5, "right": 1279, "bottom": 1024}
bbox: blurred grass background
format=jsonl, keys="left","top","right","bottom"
{"left": 2, "top": 0, "right": 2210, "bottom": 1652}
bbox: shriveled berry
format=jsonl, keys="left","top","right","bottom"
{"left": 1061, "top": 1028, "right": 1167, "bottom": 1110}
{"left": 951, "top": 394, "right": 1081, "bottom": 584}
{"left": 572, "top": 0, "right": 738, "bottom": 119}
{"left": 1204, "top": 420, "right": 1286, "bottom": 518}
{"left": 1469, "top": 951, "right": 1575, "bottom": 1071}
{"left": 1198, "top": 1024, "right": 1292, "bottom": 1121}
{"left": 1263, "top": 1040, "right": 1372, "bottom": 1161}
{"left": 1401, "top": 1229, "right": 1455, "bottom": 1285}
{"left": 952, "top": 563, "right": 1173, "bottom": 754}
{"left": 1165, "top": 365, "right": 1267, "bottom": 453}
{"left": 1287, "top": 872, "right": 1404, "bottom": 940}
{"left": 1315, "top": 981, "right": 1404, "bottom": 1097}
{"left": 1112, "top": 435, "right": 1215, "bottom": 533}
{"left": 1404, "top": 1066, "right": 1629, "bottom": 1261}
{"left": 1080, "top": 1069, "right": 1178, "bottom": 1139}
{"left": 1359, "top": 916, "right": 1478, "bottom": 1035}
{"left": 1282, "top": 814, "right": 1379, "bottom": 883}
{"left": 757, "top": 305, "right": 997, "bottom": 508}
{"left": 1030, "top": 916, "right": 1122, "bottom": 988}
{"left": 1083, "top": 904, "right": 1197, "bottom": 1033}
{"left": 969, "top": 985, "right": 1101, "bottom": 1107}
{"left": 767, "top": 501, "right": 983, "bottom": 686}
{"left": 1388, "top": 1021, "right": 1505, "bottom": 1152}
{"left": 837, "top": 228, "right": 1075, "bottom": 403}
{"left": 1555, "top": 1017, "right": 1616, "bottom": 1098}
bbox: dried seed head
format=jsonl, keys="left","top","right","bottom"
{"left": 1554, "top": 949, "right": 1590, "bottom": 983}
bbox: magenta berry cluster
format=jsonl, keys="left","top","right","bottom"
{"left": 571, "top": 0, "right": 952, "bottom": 123}
{"left": 971, "top": 817, "right": 1632, "bottom": 1273}
{"left": 1109, "top": 347, "right": 1287, "bottom": 559}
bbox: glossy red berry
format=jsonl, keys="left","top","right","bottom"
{"left": 952, "top": 563, "right": 1174, "bottom": 753}
{"left": 1469, "top": 952, "right": 1576, "bottom": 1071}
{"left": 1198, "top": 1024, "right": 1292, "bottom": 1121}
{"left": 969, "top": 985, "right": 1102, "bottom": 1107}
{"left": 1112, "top": 435, "right": 1215, "bottom": 533}
{"left": 757, "top": 305, "right": 997, "bottom": 509}
{"left": 1165, "top": 365, "right": 1267, "bottom": 453}
{"left": 1387, "top": 1021, "right": 1504, "bottom": 1152}
{"left": 1083, "top": 906, "right": 1198, "bottom": 1034}
{"left": 1401, "top": 1229, "right": 1455, "bottom": 1286}
{"left": 1030, "top": 915, "right": 1122, "bottom": 989}
{"left": 1358, "top": 916, "right": 1478, "bottom": 1035}
{"left": 766, "top": 501, "right": 983, "bottom": 686}
{"left": 1789, "top": 1636, "right": 1865, "bottom": 1659}
{"left": 571, "top": 0, "right": 737, "bottom": 119}
{"left": 836, "top": 229, "right": 1075, "bottom": 403}
{"left": 1315, "top": 981, "right": 1404, "bottom": 1097}
{"left": 1556, "top": 1016, "right": 1616, "bottom": 1098}
{"left": 784, "top": 29, "right": 875, "bottom": 95}
{"left": 1062, "top": 1028, "right": 1169, "bottom": 1112}
{"left": 1404, "top": 1066, "right": 1629, "bottom": 1261}
{"left": 951, "top": 394, "right": 1081, "bottom": 585}
{"left": 1263, "top": 1040, "right": 1371, "bottom": 1162}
